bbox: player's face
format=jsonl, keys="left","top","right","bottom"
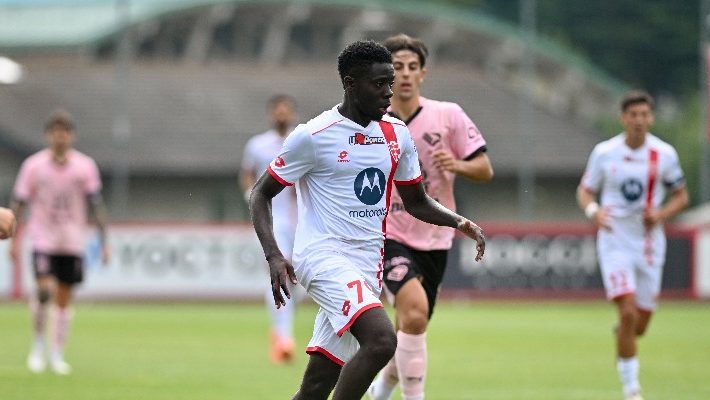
{"left": 620, "top": 102, "right": 654, "bottom": 138}
{"left": 352, "top": 62, "right": 395, "bottom": 121}
{"left": 391, "top": 50, "right": 426, "bottom": 102}
{"left": 270, "top": 101, "right": 296, "bottom": 133}
{"left": 46, "top": 126, "right": 75, "bottom": 153}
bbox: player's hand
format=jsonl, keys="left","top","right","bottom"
{"left": 592, "top": 207, "right": 612, "bottom": 231}
{"left": 267, "top": 255, "right": 298, "bottom": 309}
{"left": 432, "top": 150, "right": 458, "bottom": 173}
{"left": 457, "top": 219, "right": 485, "bottom": 261}
{"left": 0, "top": 207, "right": 16, "bottom": 240}
{"left": 643, "top": 207, "right": 661, "bottom": 230}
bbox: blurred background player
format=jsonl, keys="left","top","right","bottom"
{"left": 368, "top": 34, "right": 494, "bottom": 400}
{"left": 250, "top": 40, "right": 485, "bottom": 400}
{"left": 9, "top": 109, "right": 110, "bottom": 375}
{"left": 0, "top": 207, "right": 17, "bottom": 239}
{"left": 576, "top": 90, "right": 688, "bottom": 400}
{"left": 240, "top": 94, "right": 299, "bottom": 364}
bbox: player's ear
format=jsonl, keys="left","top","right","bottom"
{"left": 342, "top": 75, "right": 355, "bottom": 91}
{"left": 420, "top": 66, "right": 427, "bottom": 83}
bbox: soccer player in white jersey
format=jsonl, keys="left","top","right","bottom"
{"left": 249, "top": 40, "right": 485, "bottom": 400}
{"left": 368, "top": 34, "right": 494, "bottom": 400}
{"left": 577, "top": 90, "right": 688, "bottom": 400}
{"left": 240, "top": 95, "right": 299, "bottom": 364}
{"left": 9, "top": 109, "right": 110, "bottom": 375}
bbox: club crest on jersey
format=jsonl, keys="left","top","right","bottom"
{"left": 274, "top": 156, "right": 286, "bottom": 168}
{"left": 620, "top": 178, "right": 643, "bottom": 202}
{"left": 349, "top": 132, "right": 386, "bottom": 145}
{"left": 354, "top": 168, "right": 386, "bottom": 205}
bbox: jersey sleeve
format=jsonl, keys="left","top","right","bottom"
{"left": 580, "top": 145, "right": 603, "bottom": 193}
{"left": 13, "top": 158, "right": 35, "bottom": 201}
{"left": 394, "top": 128, "right": 422, "bottom": 185}
{"left": 662, "top": 147, "right": 685, "bottom": 190}
{"left": 267, "top": 126, "right": 315, "bottom": 186}
{"left": 84, "top": 158, "right": 102, "bottom": 194}
{"left": 449, "top": 104, "right": 486, "bottom": 159}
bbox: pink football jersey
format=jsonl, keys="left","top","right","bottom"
{"left": 386, "top": 97, "right": 487, "bottom": 251}
{"left": 14, "top": 149, "right": 102, "bottom": 255}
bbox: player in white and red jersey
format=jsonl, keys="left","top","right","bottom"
{"left": 368, "top": 34, "right": 494, "bottom": 400}
{"left": 240, "top": 95, "right": 299, "bottom": 364}
{"left": 249, "top": 40, "right": 485, "bottom": 400}
{"left": 9, "top": 109, "right": 110, "bottom": 375}
{"left": 577, "top": 90, "right": 688, "bottom": 400}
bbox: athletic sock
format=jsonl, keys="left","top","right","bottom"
{"left": 369, "top": 358, "right": 398, "bottom": 400}
{"left": 51, "top": 306, "right": 73, "bottom": 359}
{"left": 617, "top": 356, "right": 641, "bottom": 397}
{"left": 395, "top": 331, "right": 427, "bottom": 400}
{"left": 29, "top": 296, "right": 48, "bottom": 343}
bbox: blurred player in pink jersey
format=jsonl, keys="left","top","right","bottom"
{"left": 368, "top": 34, "right": 494, "bottom": 400}
{"left": 240, "top": 95, "right": 299, "bottom": 364}
{"left": 9, "top": 109, "right": 110, "bottom": 375}
{"left": 577, "top": 90, "right": 688, "bottom": 400}
{"left": 250, "top": 40, "right": 485, "bottom": 400}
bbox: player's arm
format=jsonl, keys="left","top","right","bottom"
{"left": 0, "top": 207, "right": 16, "bottom": 240}
{"left": 249, "top": 171, "right": 297, "bottom": 307}
{"left": 87, "top": 193, "right": 110, "bottom": 264}
{"left": 433, "top": 149, "right": 493, "bottom": 182}
{"left": 576, "top": 185, "right": 611, "bottom": 230}
{"left": 8, "top": 199, "right": 26, "bottom": 260}
{"left": 643, "top": 185, "right": 689, "bottom": 229}
{"left": 397, "top": 182, "right": 485, "bottom": 261}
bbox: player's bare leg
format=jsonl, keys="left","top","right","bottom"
{"left": 292, "top": 352, "right": 341, "bottom": 400}
{"left": 614, "top": 294, "right": 642, "bottom": 399}
{"left": 369, "top": 279, "right": 429, "bottom": 400}
{"left": 330, "top": 307, "right": 397, "bottom": 400}
{"left": 635, "top": 309, "right": 653, "bottom": 337}
{"left": 49, "top": 282, "right": 74, "bottom": 375}
{"left": 27, "top": 275, "right": 54, "bottom": 373}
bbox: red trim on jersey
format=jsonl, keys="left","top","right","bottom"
{"left": 376, "top": 247, "right": 384, "bottom": 289}
{"left": 267, "top": 165, "right": 293, "bottom": 186}
{"left": 311, "top": 119, "right": 344, "bottom": 136}
{"left": 306, "top": 346, "right": 345, "bottom": 366}
{"left": 395, "top": 176, "right": 422, "bottom": 186}
{"left": 644, "top": 149, "right": 659, "bottom": 265}
{"left": 337, "top": 303, "right": 383, "bottom": 337}
{"left": 378, "top": 120, "right": 399, "bottom": 242}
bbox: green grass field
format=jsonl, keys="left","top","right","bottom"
{"left": 0, "top": 300, "right": 708, "bottom": 399}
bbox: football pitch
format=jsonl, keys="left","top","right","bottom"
{"left": 0, "top": 300, "right": 708, "bottom": 400}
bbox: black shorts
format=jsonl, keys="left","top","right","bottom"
{"left": 33, "top": 252, "right": 84, "bottom": 285}
{"left": 382, "top": 239, "right": 448, "bottom": 319}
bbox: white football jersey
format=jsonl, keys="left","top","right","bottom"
{"left": 242, "top": 129, "right": 297, "bottom": 232}
{"left": 268, "top": 105, "right": 422, "bottom": 262}
{"left": 580, "top": 133, "right": 685, "bottom": 219}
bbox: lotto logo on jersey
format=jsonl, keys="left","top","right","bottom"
{"left": 354, "top": 168, "right": 386, "bottom": 205}
{"left": 349, "top": 132, "right": 386, "bottom": 145}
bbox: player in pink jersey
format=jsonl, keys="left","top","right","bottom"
{"left": 250, "top": 40, "right": 485, "bottom": 400}
{"left": 368, "top": 34, "right": 494, "bottom": 400}
{"left": 577, "top": 91, "right": 688, "bottom": 400}
{"left": 240, "top": 94, "right": 300, "bottom": 364}
{"left": 9, "top": 109, "right": 110, "bottom": 375}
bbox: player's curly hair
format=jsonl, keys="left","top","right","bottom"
{"left": 337, "top": 40, "right": 392, "bottom": 81}
{"left": 382, "top": 34, "right": 429, "bottom": 67}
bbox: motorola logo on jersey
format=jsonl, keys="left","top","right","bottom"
{"left": 349, "top": 132, "right": 386, "bottom": 145}
{"left": 354, "top": 168, "right": 386, "bottom": 205}
{"left": 620, "top": 178, "right": 644, "bottom": 202}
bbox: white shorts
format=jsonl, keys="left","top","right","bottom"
{"left": 294, "top": 248, "right": 383, "bottom": 365}
{"left": 597, "top": 218, "right": 666, "bottom": 311}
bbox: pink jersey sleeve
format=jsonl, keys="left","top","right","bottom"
{"left": 449, "top": 104, "right": 486, "bottom": 159}
{"left": 13, "top": 157, "right": 36, "bottom": 201}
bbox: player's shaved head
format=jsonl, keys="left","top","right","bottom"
{"left": 383, "top": 34, "right": 429, "bottom": 67}
{"left": 337, "top": 40, "right": 392, "bottom": 81}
